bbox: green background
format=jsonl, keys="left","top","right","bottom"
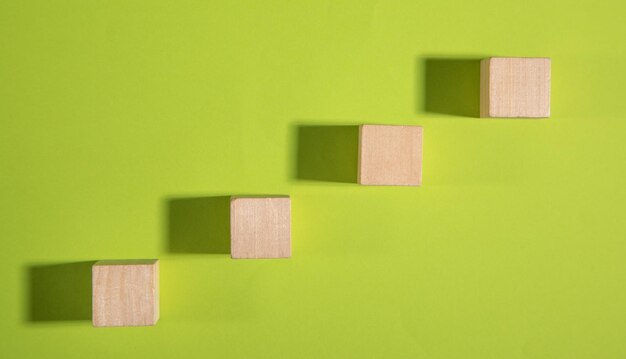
{"left": 1, "top": 0, "right": 625, "bottom": 358}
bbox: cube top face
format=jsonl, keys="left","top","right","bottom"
{"left": 92, "top": 260, "right": 159, "bottom": 327}
{"left": 358, "top": 125, "right": 423, "bottom": 186}
{"left": 94, "top": 259, "right": 158, "bottom": 266}
{"left": 230, "top": 196, "right": 291, "bottom": 259}
{"left": 481, "top": 57, "right": 551, "bottom": 118}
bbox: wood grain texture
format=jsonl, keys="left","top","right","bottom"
{"left": 358, "top": 125, "right": 423, "bottom": 186}
{"left": 92, "top": 260, "right": 159, "bottom": 327}
{"left": 230, "top": 196, "right": 291, "bottom": 259}
{"left": 480, "top": 57, "right": 551, "bottom": 118}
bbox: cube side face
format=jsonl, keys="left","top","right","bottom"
{"left": 487, "top": 57, "right": 551, "bottom": 118}
{"left": 230, "top": 197, "right": 291, "bottom": 259}
{"left": 153, "top": 261, "right": 160, "bottom": 323}
{"left": 92, "top": 262, "right": 159, "bottom": 327}
{"left": 358, "top": 125, "right": 423, "bottom": 186}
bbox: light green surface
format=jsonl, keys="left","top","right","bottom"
{"left": 1, "top": 0, "right": 625, "bottom": 358}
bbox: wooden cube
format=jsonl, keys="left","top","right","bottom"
{"left": 358, "top": 125, "right": 423, "bottom": 186}
{"left": 480, "top": 57, "right": 551, "bottom": 118}
{"left": 230, "top": 196, "right": 291, "bottom": 259}
{"left": 92, "top": 259, "right": 159, "bottom": 327}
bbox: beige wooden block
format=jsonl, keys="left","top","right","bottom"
{"left": 480, "top": 57, "right": 551, "bottom": 118}
{"left": 358, "top": 125, "right": 423, "bottom": 186}
{"left": 92, "top": 259, "right": 159, "bottom": 327}
{"left": 230, "top": 196, "right": 291, "bottom": 259}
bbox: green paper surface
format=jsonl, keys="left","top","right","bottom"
{"left": 1, "top": 0, "right": 625, "bottom": 358}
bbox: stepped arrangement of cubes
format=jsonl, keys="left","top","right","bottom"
{"left": 89, "top": 56, "right": 551, "bottom": 327}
